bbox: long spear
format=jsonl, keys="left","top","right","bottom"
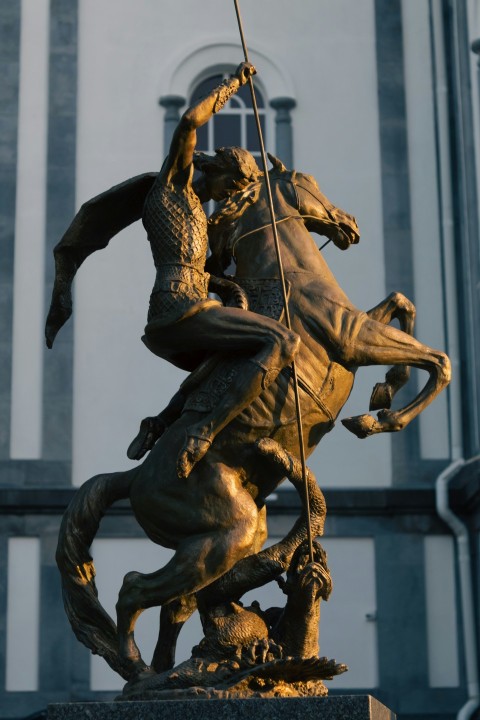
{"left": 233, "top": 0, "right": 315, "bottom": 563}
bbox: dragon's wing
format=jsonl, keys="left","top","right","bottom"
{"left": 45, "top": 172, "right": 157, "bottom": 348}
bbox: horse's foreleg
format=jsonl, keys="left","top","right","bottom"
{"left": 197, "top": 439, "right": 327, "bottom": 607}
{"left": 341, "top": 318, "right": 450, "bottom": 438}
{"left": 366, "top": 292, "right": 416, "bottom": 410}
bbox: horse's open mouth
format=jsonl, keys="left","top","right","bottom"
{"left": 329, "top": 227, "right": 352, "bottom": 250}
{"left": 334, "top": 225, "right": 359, "bottom": 249}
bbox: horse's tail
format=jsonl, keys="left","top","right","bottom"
{"left": 56, "top": 469, "right": 138, "bottom": 680}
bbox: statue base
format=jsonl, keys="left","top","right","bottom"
{"left": 48, "top": 695, "right": 396, "bottom": 719}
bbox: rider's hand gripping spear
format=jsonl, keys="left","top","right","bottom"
{"left": 233, "top": 0, "right": 315, "bottom": 564}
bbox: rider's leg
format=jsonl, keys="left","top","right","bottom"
{"left": 338, "top": 316, "right": 450, "bottom": 437}
{"left": 145, "top": 305, "right": 300, "bottom": 477}
{"left": 366, "top": 292, "right": 416, "bottom": 410}
{"left": 173, "top": 306, "right": 300, "bottom": 477}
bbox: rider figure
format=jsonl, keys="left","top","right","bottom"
{"left": 133, "top": 62, "right": 300, "bottom": 477}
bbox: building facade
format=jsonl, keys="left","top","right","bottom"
{"left": 0, "top": 1, "right": 479, "bottom": 718}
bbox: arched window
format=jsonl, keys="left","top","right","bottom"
{"left": 190, "top": 72, "right": 267, "bottom": 160}
{"left": 160, "top": 64, "right": 295, "bottom": 168}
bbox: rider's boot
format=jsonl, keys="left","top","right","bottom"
{"left": 127, "top": 390, "right": 186, "bottom": 460}
{"left": 177, "top": 356, "right": 291, "bottom": 478}
{"left": 177, "top": 433, "right": 214, "bottom": 478}
{"left": 127, "top": 356, "right": 221, "bottom": 461}
{"left": 127, "top": 414, "right": 168, "bottom": 460}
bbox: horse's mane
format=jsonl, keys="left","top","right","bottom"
{"left": 207, "top": 167, "right": 294, "bottom": 268}
{"left": 207, "top": 181, "right": 263, "bottom": 268}
{"left": 208, "top": 181, "right": 262, "bottom": 228}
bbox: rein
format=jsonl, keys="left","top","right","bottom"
{"left": 232, "top": 215, "right": 301, "bottom": 260}
{"left": 231, "top": 214, "right": 334, "bottom": 261}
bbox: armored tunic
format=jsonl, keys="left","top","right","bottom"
{"left": 142, "top": 179, "right": 211, "bottom": 325}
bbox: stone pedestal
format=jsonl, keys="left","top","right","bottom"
{"left": 48, "top": 695, "right": 396, "bottom": 719}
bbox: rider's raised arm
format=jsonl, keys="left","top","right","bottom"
{"left": 162, "top": 62, "right": 256, "bottom": 186}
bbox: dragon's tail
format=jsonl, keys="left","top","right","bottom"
{"left": 56, "top": 469, "right": 140, "bottom": 680}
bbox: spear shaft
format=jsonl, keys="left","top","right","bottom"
{"left": 233, "top": 0, "right": 315, "bottom": 563}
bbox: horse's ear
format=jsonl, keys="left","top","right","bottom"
{"left": 267, "top": 152, "right": 287, "bottom": 172}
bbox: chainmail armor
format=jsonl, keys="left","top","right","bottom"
{"left": 235, "top": 277, "right": 289, "bottom": 322}
{"left": 143, "top": 181, "right": 209, "bottom": 324}
{"left": 212, "top": 78, "right": 240, "bottom": 114}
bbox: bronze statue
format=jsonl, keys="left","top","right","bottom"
{"left": 48, "top": 62, "right": 306, "bottom": 481}
{"left": 47, "top": 63, "right": 451, "bottom": 698}
{"left": 121, "top": 536, "right": 345, "bottom": 700}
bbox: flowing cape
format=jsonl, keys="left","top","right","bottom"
{"left": 45, "top": 172, "right": 157, "bottom": 348}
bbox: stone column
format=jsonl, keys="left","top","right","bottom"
{"left": 270, "top": 96, "right": 296, "bottom": 169}
{"left": 159, "top": 95, "right": 185, "bottom": 155}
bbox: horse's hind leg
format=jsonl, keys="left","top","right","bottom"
{"left": 151, "top": 506, "right": 268, "bottom": 672}
{"left": 366, "top": 292, "right": 416, "bottom": 410}
{"left": 341, "top": 317, "right": 450, "bottom": 438}
{"left": 151, "top": 595, "right": 197, "bottom": 672}
{"left": 116, "top": 494, "right": 258, "bottom": 674}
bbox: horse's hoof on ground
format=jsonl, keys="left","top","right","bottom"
{"left": 369, "top": 382, "right": 392, "bottom": 411}
{"left": 341, "top": 414, "right": 377, "bottom": 438}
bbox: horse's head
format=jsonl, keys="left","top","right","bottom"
{"left": 293, "top": 171, "right": 360, "bottom": 250}
{"left": 326, "top": 207, "right": 360, "bottom": 251}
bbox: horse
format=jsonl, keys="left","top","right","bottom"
{"left": 55, "top": 160, "right": 450, "bottom": 683}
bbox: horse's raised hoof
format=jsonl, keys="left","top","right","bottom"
{"left": 369, "top": 382, "right": 393, "bottom": 411}
{"left": 341, "top": 414, "right": 378, "bottom": 438}
{"left": 177, "top": 434, "right": 212, "bottom": 479}
{"left": 377, "top": 409, "right": 404, "bottom": 432}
